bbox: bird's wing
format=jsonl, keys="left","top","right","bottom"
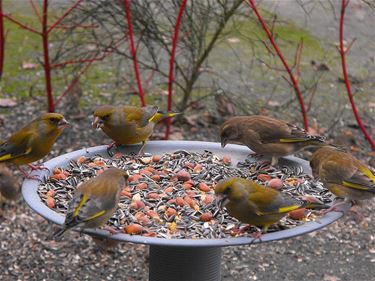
{"left": 125, "top": 106, "right": 158, "bottom": 127}
{"left": 64, "top": 191, "right": 107, "bottom": 228}
{"left": 0, "top": 130, "right": 35, "bottom": 162}
{"left": 249, "top": 190, "right": 302, "bottom": 216}
{"left": 243, "top": 118, "right": 323, "bottom": 144}
{"left": 328, "top": 161, "right": 375, "bottom": 192}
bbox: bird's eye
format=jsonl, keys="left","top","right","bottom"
{"left": 102, "top": 114, "right": 110, "bottom": 121}
{"left": 223, "top": 186, "right": 231, "bottom": 195}
{"left": 49, "top": 117, "right": 60, "bottom": 123}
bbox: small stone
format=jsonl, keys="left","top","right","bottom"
{"left": 140, "top": 169, "right": 153, "bottom": 176}
{"left": 140, "top": 157, "right": 152, "bottom": 164}
{"left": 176, "top": 170, "right": 191, "bottom": 182}
{"left": 152, "top": 155, "right": 161, "bottom": 162}
{"left": 193, "top": 164, "right": 203, "bottom": 173}
{"left": 289, "top": 208, "right": 306, "bottom": 220}
{"left": 46, "top": 190, "right": 56, "bottom": 197}
{"left": 257, "top": 174, "right": 271, "bottom": 182}
{"left": 128, "top": 174, "right": 143, "bottom": 182}
{"left": 175, "top": 197, "right": 186, "bottom": 207}
{"left": 46, "top": 196, "right": 55, "bottom": 208}
{"left": 165, "top": 207, "right": 177, "bottom": 217}
{"left": 200, "top": 212, "right": 213, "bottom": 222}
{"left": 77, "top": 156, "right": 87, "bottom": 164}
{"left": 151, "top": 174, "right": 161, "bottom": 181}
{"left": 147, "top": 192, "right": 159, "bottom": 199}
{"left": 124, "top": 224, "right": 144, "bottom": 235}
{"left": 136, "top": 182, "right": 148, "bottom": 190}
{"left": 198, "top": 182, "right": 211, "bottom": 192}
{"left": 222, "top": 155, "right": 231, "bottom": 165}
{"left": 268, "top": 178, "right": 283, "bottom": 189}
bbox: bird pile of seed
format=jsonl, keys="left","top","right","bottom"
{"left": 38, "top": 150, "right": 334, "bottom": 239}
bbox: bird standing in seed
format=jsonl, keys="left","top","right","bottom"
{"left": 220, "top": 115, "right": 325, "bottom": 165}
{"left": 0, "top": 113, "right": 69, "bottom": 179}
{"left": 92, "top": 105, "right": 179, "bottom": 155}
{"left": 214, "top": 177, "right": 328, "bottom": 239}
{"left": 53, "top": 168, "right": 129, "bottom": 239}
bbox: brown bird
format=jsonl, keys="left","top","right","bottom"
{"left": 0, "top": 113, "right": 69, "bottom": 178}
{"left": 92, "top": 105, "right": 178, "bottom": 154}
{"left": 0, "top": 164, "right": 20, "bottom": 202}
{"left": 310, "top": 145, "right": 375, "bottom": 213}
{"left": 215, "top": 177, "right": 328, "bottom": 237}
{"left": 220, "top": 115, "right": 325, "bottom": 165}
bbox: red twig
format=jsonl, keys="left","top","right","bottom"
{"left": 42, "top": 0, "right": 54, "bottom": 112}
{"left": 2, "top": 14, "right": 41, "bottom": 35}
{"left": 30, "top": 0, "right": 42, "bottom": 24}
{"left": 124, "top": 0, "right": 146, "bottom": 106}
{"left": 247, "top": 0, "right": 309, "bottom": 130}
{"left": 164, "top": 0, "right": 188, "bottom": 139}
{"left": 339, "top": 0, "right": 375, "bottom": 149}
{"left": 47, "top": 0, "right": 83, "bottom": 33}
{"left": 0, "top": 0, "right": 4, "bottom": 80}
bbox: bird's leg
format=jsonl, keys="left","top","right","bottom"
{"left": 238, "top": 224, "right": 252, "bottom": 234}
{"left": 28, "top": 164, "right": 49, "bottom": 171}
{"left": 249, "top": 227, "right": 264, "bottom": 244}
{"left": 18, "top": 166, "right": 41, "bottom": 181}
{"left": 106, "top": 142, "right": 119, "bottom": 157}
{"left": 319, "top": 200, "right": 347, "bottom": 216}
{"left": 271, "top": 156, "right": 279, "bottom": 166}
{"left": 348, "top": 205, "right": 364, "bottom": 222}
{"left": 137, "top": 141, "right": 147, "bottom": 156}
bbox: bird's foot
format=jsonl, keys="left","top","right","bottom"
{"left": 319, "top": 201, "right": 346, "bottom": 216}
{"left": 249, "top": 228, "right": 263, "bottom": 244}
{"left": 348, "top": 206, "right": 364, "bottom": 223}
{"left": 28, "top": 164, "right": 49, "bottom": 171}
{"left": 107, "top": 142, "right": 119, "bottom": 157}
{"left": 103, "top": 225, "right": 119, "bottom": 235}
{"left": 18, "top": 167, "right": 42, "bottom": 181}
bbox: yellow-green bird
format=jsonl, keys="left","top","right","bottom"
{"left": 215, "top": 177, "right": 328, "bottom": 235}
{"left": 0, "top": 164, "right": 20, "bottom": 201}
{"left": 92, "top": 105, "right": 178, "bottom": 154}
{"left": 310, "top": 146, "right": 375, "bottom": 211}
{"left": 220, "top": 115, "right": 325, "bottom": 165}
{"left": 53, "top": 168, "right": 129, "bottom": 238}
{"left": 0, "top": 113, "right": 69, "bottom": 178}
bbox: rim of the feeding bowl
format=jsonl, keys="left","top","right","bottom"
{"left": 22, "top": 140, "right": 350, "bottom": 248}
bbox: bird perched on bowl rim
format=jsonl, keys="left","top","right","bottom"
{"left": 220, "top": 115, "right": 325, "bottom": 166}
{"left": 0, "top": 164, "right": 20, "bottom": 202}
{"left": 53, "top": 167, "right": 129, "bottom": 239}
{"left": 92, "top": 105, "right": 179, "bottom": 155}
{"left": 310, "top": 145, "right": 375, "bottom": 215}
{"left": 214, "top": 177, "right": 328, "bottom": 239}
{"left": 0, "top": 113, "right": 69, "bottom": 179}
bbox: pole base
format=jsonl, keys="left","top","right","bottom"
{"left": 149, "top": 245, "right": 222, "bottom": 281}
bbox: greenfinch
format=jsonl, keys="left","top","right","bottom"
{"left": 53, "top": 168, "right": 129, "bottom": 239}
{"left": 0, "top": 164, "right": 20, "bottom": 201}
{"left": 0, "top": 113, "right": 69, "bottom": 178}
{"left": 92, "top": 105, "right": 178, "bottom": 154}
{"left": 310, "top": 146, "right": 375, "bottom": 211}
{"left": 215, "top": 177, "right": 328, "bottom": 234}
{"left": 220, "top": 115, "right": 325, "bottom": 165}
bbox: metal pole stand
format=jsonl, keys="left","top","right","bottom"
{"left": 149, "top": 246, "right": 222, "bottom": 281}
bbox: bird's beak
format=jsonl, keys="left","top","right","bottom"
{"left": 124, "top": 171, "right": 129, "bottom": 187}
{"left": 92, "top": 116, "right": 104, "bottom": 130}
{"left": 221, "top": 138, "right": 227, "bottom": 148}
{"left": 216, "top": 194, "right": 229, "bottom": 209}
{"left": 58, "top": 118, "right": 70, "bottom": 129}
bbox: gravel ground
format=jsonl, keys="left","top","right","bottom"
{"left": 0, "top": 102, "right": 374, "bottom": 281}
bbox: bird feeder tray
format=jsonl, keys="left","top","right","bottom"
{"left": 22, "top": 141, "right": 350, "bottom": 281}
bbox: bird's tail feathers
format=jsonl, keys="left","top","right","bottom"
{"left": 149, "top": 111, "right": 181, "bottom": 123}
{"left": 302, "top": 201, "right": 330, "bottom": 210}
